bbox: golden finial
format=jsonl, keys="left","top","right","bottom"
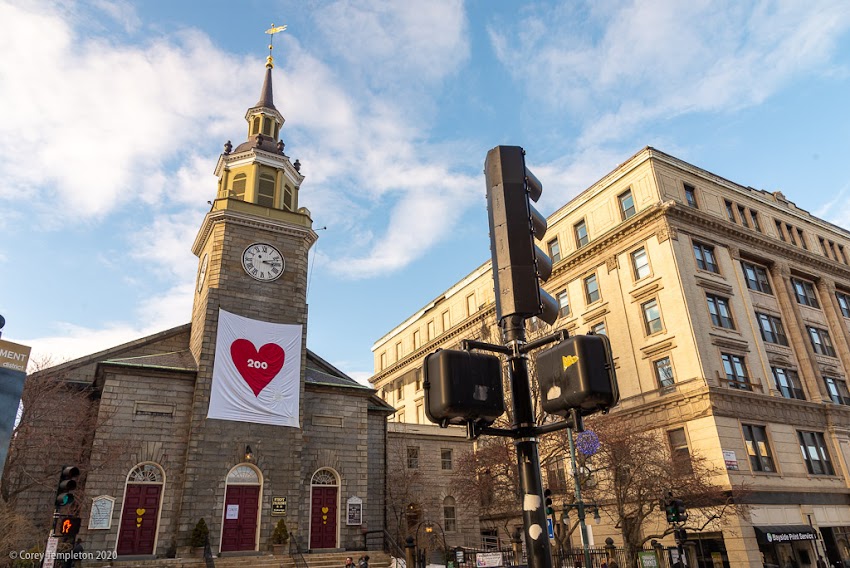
{"left": 264, "top": 23, "right": 287, "bottom": 68}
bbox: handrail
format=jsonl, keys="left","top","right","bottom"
{"left": 363, "top": 529, "right": 406, "bottom": 568}
{"left": 290, "top": 535, "right": 309, "bottom": 568}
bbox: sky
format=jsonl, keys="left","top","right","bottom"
{"left": 2, "top": 0, "right": 850, "bottom": 385}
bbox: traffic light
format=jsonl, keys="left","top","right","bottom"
{"left": 665, "top": 499, "right": 678, "bottom": 523}
{"left": 544, "top": 488, "right": 554, "bottom": 515}
{"left": 485, "top": 145, "right": 558, "bottom": 325}
{"left": 675, "top": 499, "right": 688, "bottom": 522}
{"left": 56, "top": 515, "right": 82, "bottom": 542}
{"left": 423, "top": 349, "right": 505, "bottom": 427}
{"left": 536, "top": 334, "right": 619, "bottom": 417}
{"left": 55, "top": 465, "right": 80, "bottom": 508}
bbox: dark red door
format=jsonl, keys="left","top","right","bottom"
{"left": 310, "top": 486, "right": 337, "bottom": 549}
{"left": 117, "top": 484, "right": 161, "bottom": 555}
{"left": 221, "top": 485, "right": 260, "bottom": 552}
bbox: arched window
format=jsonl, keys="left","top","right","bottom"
{"left": 231, "top": 174, "right": 247, "bottom": 200}
{"left": 443, "top": 497, "right": 456, "bottom": 532}
{"left": 273, "top": 123, "right": 280, "bottom": 139}
{"left": 127, "top": 462, "right": 164, "bottom": 483}
{"left": 262, "top": 118, "right": 273, "bottom": 136}
{"left": 251, "top": 116, "right": 261, "bottom": 135}
{"left": 227, "top": 465, "right": 261, "bottom": 484}
{"left": 257, "top": 174, "right": 276, "bottom": 208}
{"left": 311, "top": 469, "right": 338, "bottom": 486}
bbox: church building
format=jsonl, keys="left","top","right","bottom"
{"left": 3, "top": 47, "right": 393, "bottom": 559}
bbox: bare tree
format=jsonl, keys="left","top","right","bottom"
{"left": 385, "top": 431, "right": 428, "bottom": 547}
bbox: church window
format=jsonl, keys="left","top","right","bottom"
{"left": 128, "top": 463, "right": 164, "bottom": 483}
{"left": 284, "top": 185, "right": 294, "bottom": 210}
{"left": 251, "top": 116, "right": 260, "bottom": 135}
{"left": 227, "top": 465, "right": 260, "bottom": 484}
{"left": 231, "top": 174, "right": 247, "bottom": 200}
{"left": 258, "top": 174, "right": 276, "bottom": 208}
{"left": 262, "top": 117, "right": 273, "bottom": 136}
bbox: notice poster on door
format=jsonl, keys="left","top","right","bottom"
{"left": 226, "top": 504, "right": 239, "bottom": 519}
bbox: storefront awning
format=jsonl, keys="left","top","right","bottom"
{"left": 754, "top": 525, "right": 818, "bottom": 545}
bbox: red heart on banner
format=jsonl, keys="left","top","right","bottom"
{"left": 230, "top": 339, "right": 285, "bottom": 396}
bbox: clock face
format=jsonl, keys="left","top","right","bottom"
{"left": 197, "top": 253, "right": 209, "bottom": 293}
{"left": 242, "top": 243, "right": 285, "bottom": 282}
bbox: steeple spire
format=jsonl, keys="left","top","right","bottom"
{"left": 257, "top": 23, "right": 286, "bottom": 110}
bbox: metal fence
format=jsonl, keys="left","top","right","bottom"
{"left": 447, "top": 544, "right": 673, "bottom": 568}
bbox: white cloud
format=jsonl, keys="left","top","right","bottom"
{"left": 489, "top": 1, "right": 850, "bottom": 150}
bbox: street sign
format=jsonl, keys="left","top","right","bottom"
{"left": 547, "top": 518, "right": 554, "bottom": 539}
{"left": 43, "top": 535, "right": 59, "bottom": 568}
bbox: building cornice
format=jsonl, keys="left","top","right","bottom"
{"left": 192, "top": 207, "right": 318, "bottom": 256}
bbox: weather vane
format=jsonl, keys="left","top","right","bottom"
{"left": 264, "top": 22, "right": 287, "bottom": 68}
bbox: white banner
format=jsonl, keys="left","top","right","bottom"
{"left": 208, "top": 309, "right": 302, "bottom": 427}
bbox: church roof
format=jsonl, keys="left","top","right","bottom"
{"left": 255, "top": 64, "right": 276, "bottom": 110}
{"left": 101, "top": 349, "right": 197, "bottom": 372}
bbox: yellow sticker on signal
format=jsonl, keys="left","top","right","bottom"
{"left": 562, "top": 355, "right": 579, "bottom": 370}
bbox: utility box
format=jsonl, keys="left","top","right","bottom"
{"left": 423, "top": 349, "right": 505, "bottom": 427}
{"left": 536, "top": 334, "right": 619, "bottom": 417}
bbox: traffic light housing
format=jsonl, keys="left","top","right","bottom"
{"left": 665, "top": 498, "right": 687, "bottom": 523}
{"left": 55, "top": 465, "right": 80, "bottom": 508}
{"left": 423, "top": 349, "right": 505, "bottom": 427}
{"left": 56, "top": 515, "right": 82, "bottom": 542}
{"left": 544, "top": 488, "right": 554, "bottom": 515}
{"left": 537, "top": 334, "right": 619, "bottom": 417}
{"left": 485, "top": 145, "right": 558, "bottom": 325}
{"left": 665, "top": 499, "right": 678, "bottom": 523}
{"left": 675, "top": 499, "right": 688, "bottom": 523}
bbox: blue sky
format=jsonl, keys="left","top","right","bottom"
{"left": 2, "top": 0, "right": 850, "bottom": 384}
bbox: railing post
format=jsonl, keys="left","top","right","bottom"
{"left": 406, "top": 537, "right": 416, "bottom": 568}
{"left": 604, "top": 538, "right": 615, "bottom": 566}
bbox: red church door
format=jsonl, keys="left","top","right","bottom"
{"left": 117, "top": 484, "right": 161, "bottom": 555}
{"left": 221, "top": 485, "right": 260, "bottom": 552}
{"left": 310, "top": 486, "right": 338, "bottom": 549}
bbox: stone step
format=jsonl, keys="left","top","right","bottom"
{"left": 87, "top": 550, "right": 391, "bottom": 568}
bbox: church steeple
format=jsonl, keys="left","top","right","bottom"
{"left": 211, "top": 23, "right": 308, "bottom": 221}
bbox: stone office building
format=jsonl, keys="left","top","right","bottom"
{"left": 371, "top": 146, "right": 850, "bottom": 567}
{"left": 3, "top": 54, "right": 393, "bottom": 558}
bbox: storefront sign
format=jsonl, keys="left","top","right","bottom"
{"left": 723, "top": 449, "right": 738, "bottom": 470}
{"left": 272, "top": 497, "right": 287, "bottom": 516}
{"left": 765, "top": 531, "right": 816, "bottom": 543}
{"left": 475, "top": 552, "right": 503, "bottom": 567}
{"left": 346, "top": 496, "right": 363, "bottom": 525}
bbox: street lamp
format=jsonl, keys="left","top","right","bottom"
{"left": 415, "top": 520, "right": 448, "bottom": 567}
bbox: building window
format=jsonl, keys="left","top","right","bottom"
{"left": 792, "top": 278, "right": 819, "bottom": 308}
{"left": 442, "top": 311, "right": 450, "bottom": 333}
{"left": 545, "top": 461, "right": 567, "bottom": 493}
{"left": 441, "top": 449, "right": 453, "bottom": 470}
{"left": 397, "top": 410, "right": 405, "bottom": 423}
{"left": 527, "top": 316, "right": 543, "bottom": 333}
{"left": 693, "top": 243, "right": 719, "bottom": 273}
{"left": 683, "top": 183, "right": 698, "bottom": 208}
{"left": 787, "top": 224, "right": 798, "bottom": 246}
{"left": 413, "top": 330, "right": 421, "bottom": 350}
{"left": 654, "top": 357, "right": 675, "bottom": 388}
{"left": 407, "top": 447, "right": 419, "bottom": 469}
{"left": 548, "top": 239, "right": 561, "bottom": 263}
{"left": 556, "top": 290, "right": 570, "bottom": 318}
{"left": 771, "top": 367, "right": 805, "bottom": 400}
{"left": 262, "top": 117, "right": 273, "bottom": 136}
{"left": 797, "top": 431, "right": 834, "bottom": 475}
{"left": 756, "top": 312, "right": 788, "bottom": 346}
{"left": 775, "top": 219, "right": 786, "bottom": 242}
{"left": 574, "top": 220, "right": 589, "bottom": 248}
{"left": 251, "top": 116, "right": 261, "bottom": 135}
{"left": 283, "top": 185, "right": 294, "bottom": 210}
{"left": 231, "top": 173, "right": 247, "bottom": 200}
{"left": 725, "top": 200, "right": 736, "bottom": 222}
{"left": 750, "top": 210, "right": 761, "bottom": 232}
{"left": 396, "top": 342, "right": 403, "bottom": 361}
{"left": 591, "top": 321, "right": 607, "bottom": 336}
{"left": 467, "top": 293, "right": 477, "bottom": 317}
{"left": 427, "top": 320, "right": 435, "bottom": 341}
{"left": 797, "top": 228, "right": 808, "bottom": 250}
{"left": 741, "top": 261, "right": 772, "bottom": 294}
{"left": 619, "top": 189, "right": 636, "bottom": 220}
{"left": 706, "top": 295, "right": 735, "bottom": 329}
{"left": 642, "top": 299, "right": 663, "bottom": 335}
{"left": 837, "top": 291, "right": 850, "bottom": 318}
{"left": 721, "top": 353, "right": 751, "bottom": 390}
{"left": 396, "top": 380, "right": 404, "bottom": 400}
{"left": 584, "top": 274, "right": 600, "bottom": 304}
{"left": 415, "top": 369, "right": 422, "bottom": 391}
{"left": 668, "top": 428, "right": 692, "bottom": 473}
{"left": 820, "top": 237, "right": 831, "bottom": 258}
{"left": 257, "top": 173, "right": 276, "bottom": 207}
{"left": 824, "top": 376, "right": 850, "bottom": 406}
{"left": 443, "top": 497, "right": 457, "bottom": 532}
{"left": 742, "top": 424, "right": 775, "bottom": 473}
{"left": 738, "top": 205, "right": 750, "bottom": 228}
{"left": 380, "top": 352, "right": 387, "bottom": 370}
{"left": 631, "top": 247, "right": 650, "bottom": 280}
{"left": 416, "top": 402, "right": 425, "bottom": 424}
{"left": 807, "top": 326, "right": 836, "bottom": 357}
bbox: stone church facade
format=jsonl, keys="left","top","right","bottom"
{"left": 3, "top": 53, "right": 393, "bottom": 558}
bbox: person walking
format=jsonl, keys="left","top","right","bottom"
{"left": 359, "top": 555, "right": 370, "bottom": 568}
{"left": 345, "top": 557, "right": 356, "bottom": 568}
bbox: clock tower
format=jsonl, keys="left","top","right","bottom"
{"left": 180, "top": 44, "right": 317, "bottom": 541}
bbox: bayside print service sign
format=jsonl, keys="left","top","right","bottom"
{"left": 208, "top": 309, "right": 302, "bottom": 427}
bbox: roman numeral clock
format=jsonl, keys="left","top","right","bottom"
{"left": 242, "top": 243, "right": 285, "bottom": 282}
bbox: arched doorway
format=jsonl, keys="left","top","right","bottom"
{"left": 117, "top": 463, "right": 164, "bottom": 556}
{"left": 220, "top": 464, "right": 262, "bottom": 552}
{"left": 309, "top": 468, "right": 339, "bottom": 549}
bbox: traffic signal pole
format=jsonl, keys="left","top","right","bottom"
{"left": 502, "top": 315, "right": 552, "bottom": 568}
{"left": 566, "top": 414, "right": 593, "bottom": 568}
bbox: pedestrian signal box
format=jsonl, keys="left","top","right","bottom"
{"left": 423, "top": 349, "right": 505, "bottom": 427}
{"left": 536, "top": 334, "right": 619, "bottom": 417}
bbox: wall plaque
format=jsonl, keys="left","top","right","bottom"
{"left": 88, "top": 496, "right": 115, "bottom": 530}
{"left": 346, "top": 496, "right": 363, "bottom": 525}
{"left": 272, "top": 496, "right": 287, "bottom": 516}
